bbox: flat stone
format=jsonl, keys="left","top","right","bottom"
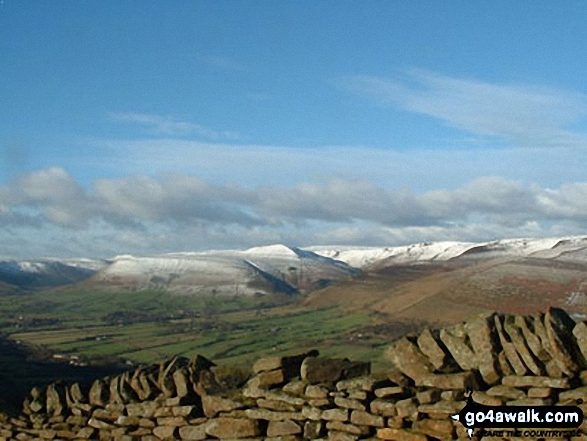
{"left": 334, "top": 397, "right": 366, "bottom": 411}
{"left": 88, "top": 418, "right": 115, "bottom": 430}
{"left": 420, "top": 372, "right": 478, "bottom": 390}
{"left": 502, "top": 375, "right": 571, "bottom": 389}
{"left": 305, "top": 385, "right": 329, "bottom": 399}
{"left": 267, "top": 420, "right": 302, "bottom": 437}
{"left": 384, "top": 338, "right": 434, "bottom": 383}
{"left": 257, "top": 398, "right": 297, "bottom": 412}
{"left": 201, "top": 395, "right": 244, "bottom": 418}
{"left": 395, "top": 398, "right": 418, "bottom": 420}
{"left": 439, "top": 328, "right": 476, "bottom": 371}
{"left": 301, "top": 358, "right": 369, "bottom": 384}
{"left": 153, "top": 425, "right": 177, "bottom": 439}
{"left": 308, "top": 398, "right": 331, "bottom": 407}
{"left": 506, "top": 398, "right": 552, "bottom": 406}
{"left": 486, "top": 385, "right": 526, "bottom": 400}
{"left": 466, "top": 314, "right": 501, "bottom": 385}
{"left": 282, "top": 380, "right": 307, "bottom": 396}
{"left": 253, "top": 353, "right": 308, "bottom": 377}
{"left": 515, "top": 315, "right": 551, "bottom": 362}
{"left": 527, "top": 387, "right": 553, "bottom": 398}
{"left": 205, "top": 418, "right": 260, "bottom": 439}
{"left": 559, "top": 386, "right": 587, "bottom": 403}
{"left": 544, "top": 308, "right": 580, "bottom": 376}
{"left": 415, "top": 388, "right": 440, "bottom": 404}
{"left": 244, "top": 409, "right": 306, "bottom": 421}
{"left": 328, "top": 430, "right": 359, "bottom": 441}
{"left": 494, "top": 314, "right": 528, "bottom": 376}
{"left": 417, "top": 328, "right": 449, "bottom": 370}
{"left": 417, "top": 400, "right": 465, "bottom": 419}
{"left": 350, "top": 410, "right": 384, "bottom": 427}
{"left": 301, "top": 406, "right": 323, "bottom": 420}
{"left": 255, "top": 369, "right": 287, "bottom": 388}
{"left": 336, "top": 376, "right": 385, "bottom": 392}
{"left": 322, "top": 408, "right": 349, "bottom": 422}
{"left": 573, "top": 322, "right": 587, "bottom": 365}
{"left": 156, "top": 416, "right": 187, "bottom": 427}
{"left": 374, "top": 387, "right": 404, "bottom": 398}
{"left": 369, "top": 399, "right": 397, "bottom": 417}
{"left": 376, "top": 428, "right": 428, "bottom": 441}
{"left": 412, "top": 419, "right": 455, "bottom": 439}
{"left": 503, "top": 316, "right": 543, "bottom": 375}
{"left": 326, "top": 421, "right": 370, "bottom": 436}
{"left": 471, "top": 391, "right": 503, "bottom": 406}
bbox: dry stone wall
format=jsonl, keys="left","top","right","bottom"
{"left": 2, "top": 308, "right": 587, "bottom": 441}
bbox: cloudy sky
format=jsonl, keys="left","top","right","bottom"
{"left": 2, "top": 1, "right": 587, "bottom": 258}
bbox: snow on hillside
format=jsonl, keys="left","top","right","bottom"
{"left": 95, "top": 245, "right": 357, "bottom": 296}
{"left": 306, "top": 236, "right": 587, "bottom": 269}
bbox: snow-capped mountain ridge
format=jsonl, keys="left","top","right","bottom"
{"left": 3, "top": 237, "right": 587, "bottom": 293}
{"left": 307, "top": 236, "right": 587, "bottom": 269}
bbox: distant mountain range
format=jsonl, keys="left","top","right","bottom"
{"left": 2, "top": 237, "right": 587, "bottom": 299}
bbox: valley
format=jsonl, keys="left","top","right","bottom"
{"left": 2, "top": 237, "right": 587, "bottom": 412}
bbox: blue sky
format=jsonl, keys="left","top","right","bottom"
{"left": 2, "top": 1, "right": 587, "bottom": 257}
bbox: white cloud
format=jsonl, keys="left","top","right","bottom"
{"left": 3, "top": 167, "right": 587, "bottom": 257}
{"left": 110, "top": 113, "right": 241, "bottom": 140}
{"left": 340, "top": 70, "right": 587, "bottom": 147}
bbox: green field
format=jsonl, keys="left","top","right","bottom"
{"left": 0, "top": 287, "right": 398, "bottom": 372}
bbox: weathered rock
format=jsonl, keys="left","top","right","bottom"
{"left": 153, "top": 425, "right": 177, "bottom": 439}
{"left": 334, "top": 397, "right": 366, "bottom": 411}
{"left": 201, "top": 395, "right": 244, "bottom": 418}
{"left": 267, "top": 420, "right": 302, "bottom": 437}
{"left": 245, "top": 408, "right": 306, "bottom": 421}
{"left": 544, "top": 308, "right": 580, "bottom": 376}
{"left": 412, "top": 418, "right": 455, "bottom": 439}
{"left": 415, "top": 388, "right": 440, "bottom": 404}
{"left": 370, "top": 399, "right": 397, "bottom": 417}
{"left": 377, "top": 427, "right": 428, "bottom": 441}
{"left": 374, "top": 387, "right": 404, "bottom": 398}
{"left": 417, "top": 400, "right": 465, "bottom": 419}
{"left": 326, "top": 420, "right": 371, "bottom": 436}
{"left": 301, "top": 357, "right": 368, "bottom": 384}
{"left": 253, "top": 352, "right": 311, "bottom": 377}
{"left": 486, "top": 385, "right": 526, "bottom": 400}
{"left": 205, "top": 417, "right": 260, "bottom": 438}
{"left": 282, "top": 380, "right": 307, "bottom": 396}
{"left": 257, "top": 398, "right": 297, "bottom": 412}
{"left": 504, "top": 316, "right": 543, "bottom": 375}
{"left": 395, "top": 398, "right": 418, "bottom": 420}
{"left": 439, "top": 328, "right": 477, "bottom": 371}
{"left": 420, "top": 372, "right": 478, "bottom": 390}
{"left": 502, "top": 375, "right": 571, "bottom": 389}
{"left": 304, "top": 420, "right": 324, "bottom": 439}
{"left": 417, "top": 328, "right": 449, "bottom": 370}
{"left": 305, "top": 384, "right": 329, "bottom": 399}
{"left": 515, "top": 315, "right": 551, "bottom": 362}
{"left": 45, "top": 384, "right": 65, "bottom": 416}
{"left": 495, "top": 314, "right": 528, "bottom": 376}
{"left": 471, "top": 391, "right": 503, "bottom": 406}
{"left": 466, "top": 313, "right": 501, "bottom": 385}
{"left": 88, "top": 379, "right": 109, "bottom": 407}
{"left": 178, "top": 423, "right": 208, "bottom": 440}
{"left": 350, "top": 410, "right": 384, "bottom": 427}
{"left": 322, "top": 408, "right": 349, "bottom": 422}
{"left": 574, "top": 321, "right": 587, "bottom": 365}
{"left": 384, "top": 338, "right": 433, "bottom": 383}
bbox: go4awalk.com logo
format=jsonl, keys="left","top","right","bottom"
{"left": 451, "top": 391, "right": 584, "bottom": 438}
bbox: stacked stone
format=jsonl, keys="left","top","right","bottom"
{"left": 3, "top": 308, "right": 587, "bottom": 441}
{"left": 381, "top": 307, "right": 587, "bottom": 440}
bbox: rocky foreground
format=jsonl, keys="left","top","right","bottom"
{"left": 2, "top": 308, "right": 587, "bottom": 440}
